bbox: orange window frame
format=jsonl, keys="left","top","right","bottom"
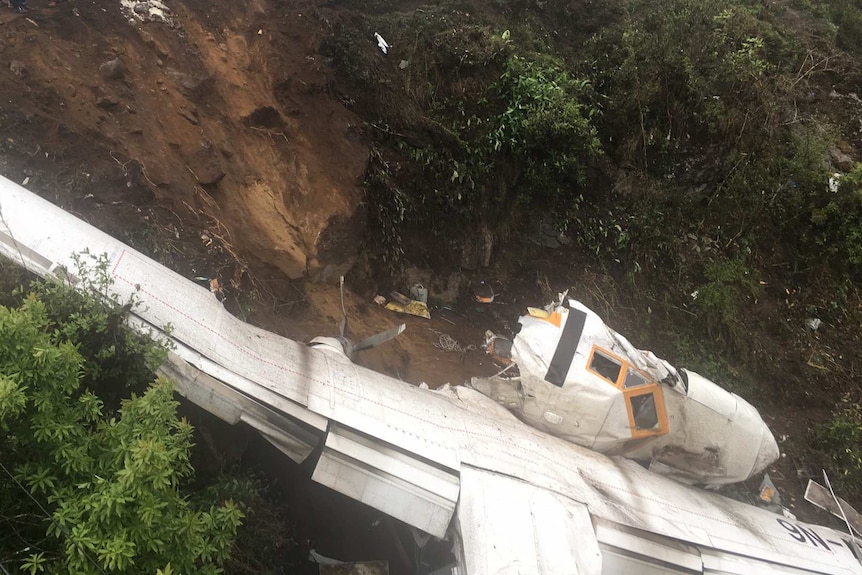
{"left": 624, "top": 385, "right": 668, "bottom": 439}
{"left": 586, "top": 345, "right": 627, "bottom": 387}
{"left": 586, "top": 344, "right": 669, "bottom": 438}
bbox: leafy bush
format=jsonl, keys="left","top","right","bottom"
{"left": 486, "top": 55, "right": 602, "bottom": 215}
{"left": 811, "top": 162, "right": 862, "bottom": 275}
{"left": 0, "top": 272, "right": 242, "bottom": 573}
{"left": 693, "top": 256, "right": 761, "bottom": 339}
{"left": 816, "top": 397, "right": 862, "bottom": 493}
{"left": 589, "top": 0, "right": 792, "bottom": 171}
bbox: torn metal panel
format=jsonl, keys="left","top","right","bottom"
{"left": 594, "top": 519, "right": 702, "bottom": 573}
{"left": 805, "top": 480, "right": 862, "bottom": 537}
{"left": 455, "top": 465, "right": 602, "bottom": 575}
{"left": 312, "top": 423, "right": 459, "bottom": 538}
{"left": 159, "top": 352, "right": 324, "bottom": 463}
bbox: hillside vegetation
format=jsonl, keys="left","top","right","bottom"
{"left": 323, "top": 0, "right": 862, "bottom": 499}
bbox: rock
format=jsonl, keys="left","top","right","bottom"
{"left": 178, "top": 108, "right": 199, "bottom": 125}
{"left": 133, "top": 2, "right": 150, "bottom": 15}
{"left": 96, "top": 95, "right": 120, "bottom": 108}
{"left": 830, "top": 148, "right": 854, "bottom": 172}
{"left": 164, "top": 68, "right": 212, "bottom": 100}
{"left": 9, "top": 60, "right": 26, "bottom": 77}
{"left": 188, "top": 146, "right": 224, "bottom": 186}
{"left": 99, "top": 58, "right": 126, "bottom": 81}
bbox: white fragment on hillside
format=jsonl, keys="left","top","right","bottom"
{"left": 120, "top": 0, "right": 173, "bottom": 26}
{"left": 374, "top": 32, "right": 389, "bottom": 54}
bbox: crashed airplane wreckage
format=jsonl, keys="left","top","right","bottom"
{"left": 473, "top": 298, "right": 779, "bottom": 485}
{"left": 1, "top": 175, "right": 862, "bottom": 575}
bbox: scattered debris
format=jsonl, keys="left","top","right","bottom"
{"left": 373, "top": 295, "right": 387, "bottom": 306}
{"left": 757, "top": 473, "right": 782, "bottom": 511}
{"left": 805, "top": 317, "right": 822, "bottom": 331}
{"left": 20, "top": 176, "right": 29, "bottom": 186}
{"left": 482, "top": 330, "right": 513, "bottom": 366}
{"left": 409, "top": 283, "right": 428, "bottom": 304}
{"left": 472, "top": 281, "right": 495, "bottom": 304}
{"left": 805, "top": 476, "right": 862, "bottom": 537}
{"left": 428, "top": 328, "right": 475, "bottom": 354}
{"left": 209, "top": 278, "right": 225, "bottom": 301}
{"left": 374, "top": 32, "right": 389, "bottom": 54}
{"left": 829, "top": 172, "right": 842, "bottom": 193}
{"left": 385, "top": 296, "right": 430, "bottom": 319}
{"left": 309, "top": 549, "right": 343, "bottom": 565}
{"left": 398, "top": 59, "right": 409, "bottom": 69}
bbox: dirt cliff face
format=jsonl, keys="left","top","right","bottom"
{"left": 0, "top": 0, "right": 367, "bottom": 280}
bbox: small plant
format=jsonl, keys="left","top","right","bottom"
{"left": 816, "top": 396, "right": 862, "bottom": 493}
{"left": 693, "top": 256, "right": 761, "bottom": 342}
{"left": 810, "top": 162, "right": 862, "bottom": 276}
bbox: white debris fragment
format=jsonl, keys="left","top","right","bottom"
{"left": 805, "top": 317, "right": 822, "bottom": 331}
{"left": 374, "top": 32, "right": 389, "bottom": 54}
{"left": 120, "top": 0, "right": 173, "bottom": 26}
{"left": 828, "top": 172, "right": 841, "bottom": 193}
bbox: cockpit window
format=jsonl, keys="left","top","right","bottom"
{"left": 584, "top": 345, "right": 668, "bottom": 438}
{"left": 629, "top": 393, "right": 659, "bottom": 430}
{"left": 589, "top": 349, "right": 623, "bottom": 384}
{"left": 623, "top": 368, "right": 649, "bottom": 389}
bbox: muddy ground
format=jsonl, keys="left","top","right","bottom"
{"left": 0, "top": 0, "right": 854, "bottom": 570}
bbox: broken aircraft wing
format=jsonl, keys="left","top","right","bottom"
{"left": 1, "top": 176, "right": 860, "bottom": 575}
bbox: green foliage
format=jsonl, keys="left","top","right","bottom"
{"left": 811, "top": 163, "right": 862, "bottom": 275}
{"left": 0, "top": 271, "right": 241, "bottom": 574}
{"left": 23, "top": 251, "right": 171, "bottom": 399}
{"left": 694, "top": 256, "right": 761, "bottom": 336}
{"left": 490, "top": 55, "right": 602, "bottom": 212}
{"left": 816, "top": 396, "right": 862, "bottom": 493}
{"left": 407, "top": 52, "right": 601, "bottom": 228}
{"left": 590, "top": 0, "right": 792, "bottom": 170}
{"left": 837, "top": 8, "right": 862, "bottom": 55}
{"left": 364, "top": 149, "right": 407, "bottom": 274}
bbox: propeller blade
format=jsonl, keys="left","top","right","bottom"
{"left": 353, "top": 323, "right": 406, "bottom": 353}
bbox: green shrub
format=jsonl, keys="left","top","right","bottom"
{"left": 694, "top": 256, "right": 761, "bottom": 338}
{"left": 0, "top": 268, "right": 242, "bottom": 574}
{"left": 816, "top": 398, "right": 862, "bottom": 493}
{"left": 810, "top": 163, "right": 862, "bottom": 275}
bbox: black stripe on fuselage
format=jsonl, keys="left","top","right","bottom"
{"left": 544, "top": 308, "right": 587, "bottom": 387}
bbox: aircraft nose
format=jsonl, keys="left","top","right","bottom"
{"left": 753, "top": 428, "right": 780, "bottom": 476}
